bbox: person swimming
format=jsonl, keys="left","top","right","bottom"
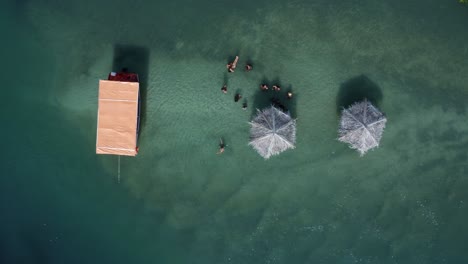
{"left": 234, "top": 93, "right": 242, "bottom": 102}
{"left": 242, "top": 102, "right": 247, "bottom": 110}
{"left": 273, "top": 85, "right": 281, "bottom": 91}
{"left": 226, "top": 56, "right": 239, "bottom": 73}
{"left": 245, "top": 64, "right": 253, "bottom": 71}
{"left": 221, "top": 85, "right": 227, "bottom": 94}
{"left": 287, "top": 91, "right": 293, "bottom": 99}
{"left": 217, "top": 139, "right": 225, "bottom": 154}
{"left": 260, "top": 84, "right": 269, "bottom": 91}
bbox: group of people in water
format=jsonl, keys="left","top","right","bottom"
{"left": 259, "top": 84, "right": 293, "bottom": 99}
{"left": 217, "top": 55, "right": 293, "bottom": 154}
{"left": 226, "top": 56, "right": 253, "bottom": 73}
{"left": 223, "top": 55, "right": 293, "bottom": 101}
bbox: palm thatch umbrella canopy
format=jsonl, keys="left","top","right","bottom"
{"left": 338, "top": 100, "right": 387, "bottom": 156}
{"left": 249, "top": 106, "right": 296, "bottom": 159}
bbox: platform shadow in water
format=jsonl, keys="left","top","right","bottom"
{"left": 112, "top": 45, "right": 150, "bottom": 131}
{"left": 336, "top": 75, "right": 383, "bottom": 114}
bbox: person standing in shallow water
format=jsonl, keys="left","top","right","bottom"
{"left": 234, "top": 93, "right": 242, "bottom": 102}
{"left": 217, "top": 139, "right": 225, "bottom": 154}
{"left": 245, "top": 64, "right": 253, "bottom": 71}
{"left": 221, "top": 85, "right": 227, "bottom": 94}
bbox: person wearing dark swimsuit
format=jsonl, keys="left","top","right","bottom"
{"left": 217, "top": 139, "right": 225, "bottom": 154}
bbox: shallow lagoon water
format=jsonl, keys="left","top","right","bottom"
{"left": 2, "top": 0, "right": 468, "bottom": 263}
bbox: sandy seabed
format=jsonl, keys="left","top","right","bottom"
{"left": 2, "top": 0, "right": 468, "bottom": 263}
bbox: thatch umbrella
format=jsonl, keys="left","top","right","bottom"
{"left": 338, "top": 100, "right": 387, "bottom": 156}
{"left": 249, "top": 106, "right": 296, "bottom": 159}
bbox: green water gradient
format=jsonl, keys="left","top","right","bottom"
{"left": 2, "top": 0, "right": 468, "bottom": 263}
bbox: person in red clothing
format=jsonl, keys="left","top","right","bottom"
{"left": 226, "top": 56, "right": 239, "bottom": 73}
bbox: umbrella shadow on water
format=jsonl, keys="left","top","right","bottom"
{"left": 250, "top": 82, "right": 297, "bottom": 118}
{"left": 112, "top": 44, "right": 150, "bottom": 132}
{"left": 336, "top": 75, "right": 383, "bottom": 114}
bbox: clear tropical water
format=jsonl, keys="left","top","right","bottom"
{"left": 1, "top": 0, "right": 468, "bottom": 263}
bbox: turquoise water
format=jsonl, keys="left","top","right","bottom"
{"left": 2, "top": 0, "right": 468, "bottom": 263}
